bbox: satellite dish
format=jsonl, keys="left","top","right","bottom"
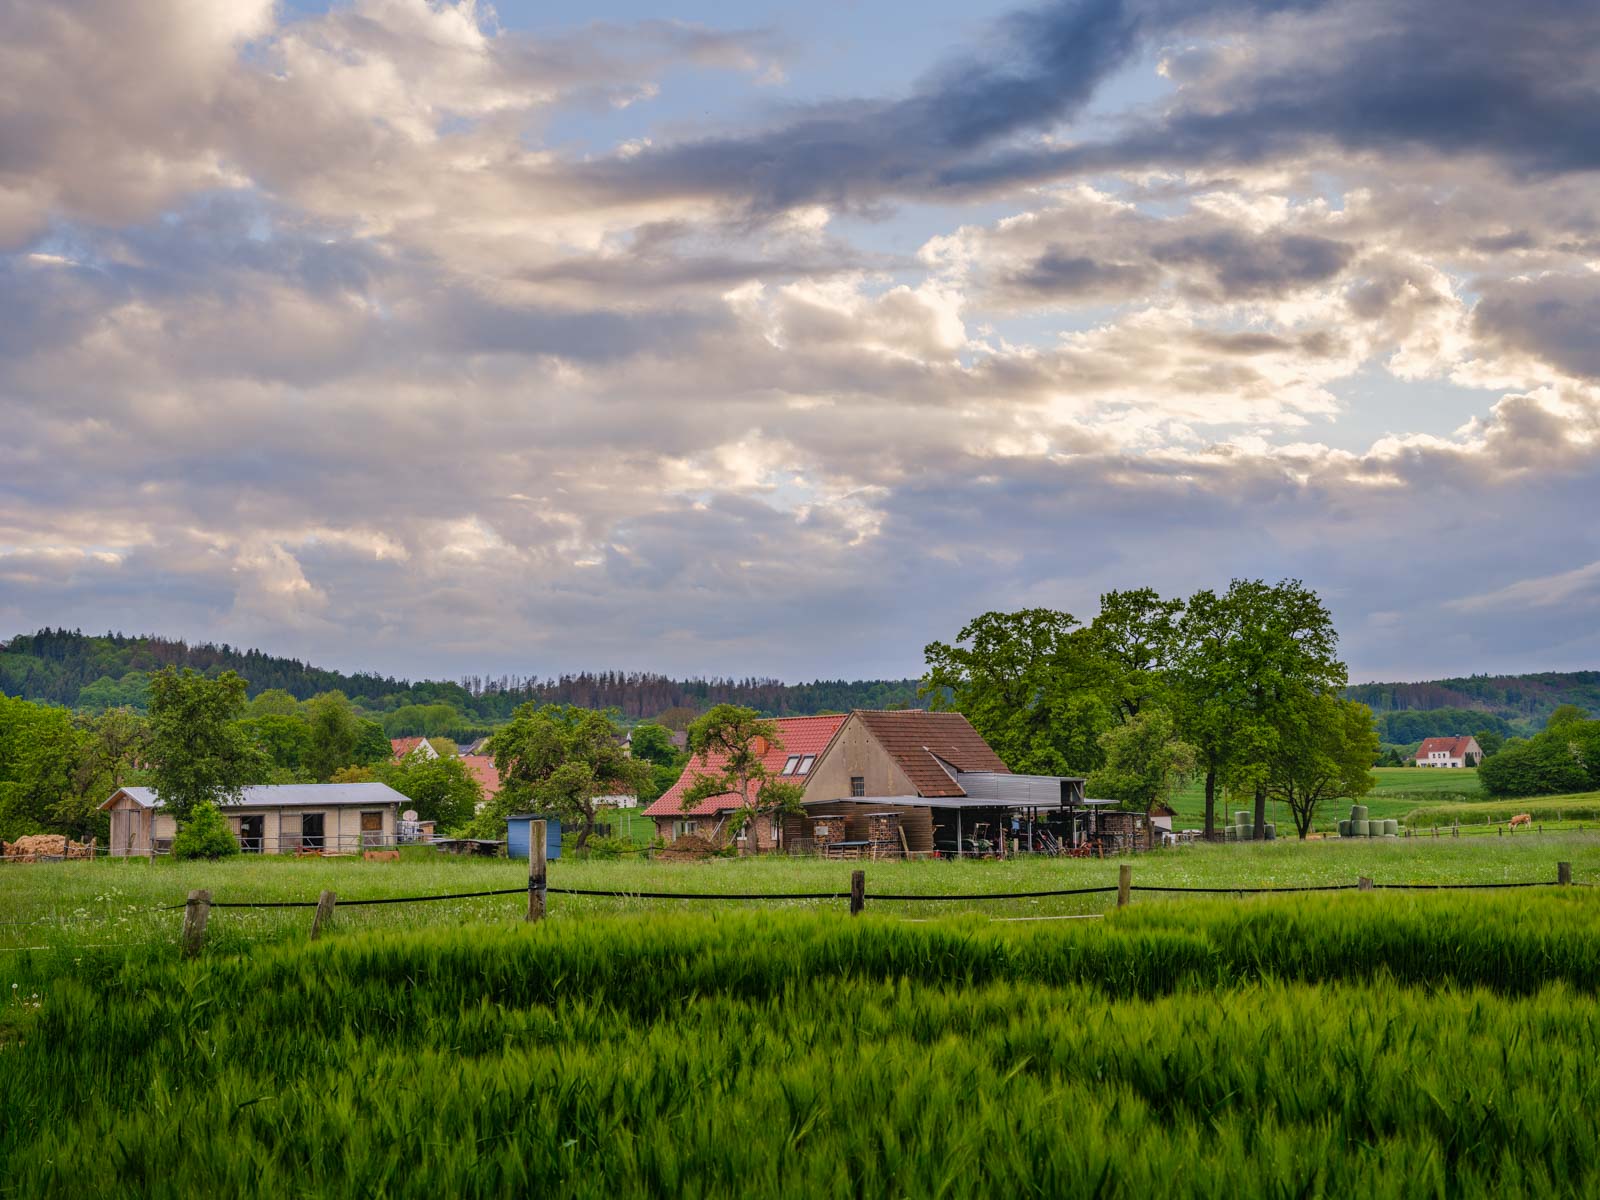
{"left": 402, "top": 809, "right": 418, "bottom": 822}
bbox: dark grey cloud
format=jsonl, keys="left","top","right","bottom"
{"left": 946, "top": 0, "right": 1600, "bottom": 192}
{"left": 567, "top": 0, "right": 1329, "bottom": 214}
{"left": 1473, "top": 273, "right": 1600, "bottom": 381}
{"left": 1156, "top": 231, "right": 1354, "bottom": 300}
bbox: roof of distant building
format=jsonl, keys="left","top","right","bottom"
{"left": 101, "top": 783, "right": 408, "bottom": 811}
{"left": 644, "top": 714, "right": 847, "bottom": 818}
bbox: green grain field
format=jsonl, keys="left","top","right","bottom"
{"left": 5, "top": 843, "right": 1600, "bottom": 1197}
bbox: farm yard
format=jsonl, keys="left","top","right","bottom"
{"left": 7, "top": 838, "right": 1600, "bottom": 1197}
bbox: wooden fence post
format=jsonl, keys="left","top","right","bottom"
{"left": 850, "top": 869, "right": 865, "bottom": 916}
{"left": 527, "top": 820, "right": 547, "bottom": 923}
{"left": 1358, "top": 876, "right": 1373, "bottom": 892}
{"left": 311, "top": 889, "right": 337, "bottom": 940}
{"left": 1117, "top": 863, "right": 1132, "bottom": 908}
{"left": 180, "top": 889, "right": 212, "bottom": 959}
{"left": 1559, "top": 862, "right": 1572, "bottom": 886}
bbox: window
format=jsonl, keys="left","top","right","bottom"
{"left": 797, "top": 755, "right": 816, "bottom": 775}
{"left": 782, "top": 755, "right": 802, "bottom": 775}
{"left": 673, "top": 819, "right": 698, "bottom": 838}
{"left": 850, "top": 776, "right": 865, "bottom": 797}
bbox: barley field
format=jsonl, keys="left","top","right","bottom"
{"left": 6, "top": 887, "right": 1600, "bottom": 1197}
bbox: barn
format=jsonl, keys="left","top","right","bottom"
{"left": 100, "top": 783, "right": 407, "bottom": 856}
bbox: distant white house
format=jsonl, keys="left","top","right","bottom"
{"left": 1415, "top": 735, "right": 1483, "bottom": 768}
{"left": 390, "top": 736, "right": 440, "bottom": 761}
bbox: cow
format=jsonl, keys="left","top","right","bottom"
{"left": 1509, "top": 813, "right": 1532, "bottom": 829}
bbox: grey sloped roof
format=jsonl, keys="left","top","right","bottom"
{"left": 103, "top": 783, "right": 408, "bottom": 811}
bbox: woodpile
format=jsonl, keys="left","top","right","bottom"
{"left": 2, "top": 834, "right": 97, "bottom": 862}
{"left": 657, "top": 834, "right": 719, "bottom": 861}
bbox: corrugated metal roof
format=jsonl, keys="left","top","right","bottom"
{"left": 105, "top": 783, "right": 408, "bottom": 810}
{"left": 953, "top": 771, "right": 1086, "bottom": 805}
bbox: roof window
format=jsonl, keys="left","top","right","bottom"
{"left": 797, "top": 755, "right": 816, "bottom": 774}
{"left": 782, "top": 755, "right": 802, "bottom": 775}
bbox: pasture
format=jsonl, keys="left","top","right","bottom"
{"left": 6, "top": 874, "right": 1600, "bottom": 1197}
{"left": 2, "top": 834, "right": 1594, "bottom": 972}
{"left": 1167, "top": 765, "right": 1486, "bottom": 830}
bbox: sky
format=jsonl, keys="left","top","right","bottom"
{"left": 1, "top": 0, "right": 1598, "bottom": 686}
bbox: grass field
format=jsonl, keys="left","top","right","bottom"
{"left": 1168, "top": 765, "right": 1485, "bottom": 830}
{"left": 2, "top": 836, "right": 1593, "bottom": 975}
{"left": 7, "top": 879, "right": 1600, "bottom": 1197}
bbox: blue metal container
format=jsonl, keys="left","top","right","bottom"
{"left": 506, "top": 814, "right": 562, "bottom": 861}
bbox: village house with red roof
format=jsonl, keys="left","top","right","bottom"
{"left": 1414, "top": 735, "right": 1483, "bottom": 768}
{"left": 645, "top": 709, "right": 1091, "bottom": 856}
{"left": 389, "top": 736, "right": 438, "bottom": 761}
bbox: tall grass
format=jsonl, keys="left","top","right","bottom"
{"left": 7, "top": 894, "right": 1600, "bottom": 1197}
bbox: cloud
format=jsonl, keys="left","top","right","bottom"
{"left": 2, "top": 0, "right": 1599, "bottom": 683}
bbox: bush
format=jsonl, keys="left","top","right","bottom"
{"left": 171, "top": 802, "right": 240, "bottom": 861}
{"left": 1479, "top": 733, "right": 1592, "bottom": 798}
{"left": 573, "top": 834, "right": 632, "bottom": 860}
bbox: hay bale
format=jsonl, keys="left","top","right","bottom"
{"left": 1264, "top": 823, "right": 1276, "bottom": 841}
{"left": 1338, "top": 820, "right": 1351, "bottom": 838}
{"left": 1350, "top": 805, "right": 1369, "bottom": 822}
{"left": 1234, "top": 811, "right": 1252, "bottom": 826}
{"left": 1384, "top": 819, "right": 1399, "bottom": 837}
{"left": 1352, "top": 819, "right": 1369, "bottom": 837}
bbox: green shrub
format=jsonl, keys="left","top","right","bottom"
{"left": 574, "top": 834, "right": 631, "bottom": 860}
{"left": 170, "top": 802, "right": 240, "bottom": 861}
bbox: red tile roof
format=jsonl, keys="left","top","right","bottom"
{"left": 854, "top": 710, "right": 1010, "bottom": 797}
{"left": 458, "top": 753, "right": 501, "bottom": 799}
{"left": 644, "top": 715, "right": 847, "bottom": 817}
{"left": 390, "top": 737, "right": 431, "bottom": 760}
{"left": 1416, "top": 736, "right": 1477, "bottom": 759}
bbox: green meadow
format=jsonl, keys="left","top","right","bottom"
{"left": 1166, "top": 765, "right": 1485, "bottom": 830}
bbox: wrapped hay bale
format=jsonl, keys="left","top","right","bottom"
{"left": 1265, "top": 823, "right": 1276, "bottom": 841}
{"left": 1234, "top": 811, "right": 1252, "bottom": 826}
{"left": 1350, "top": 805, "right": 1369, "bottom": 822}
{"left": 1352, "top": 819, "right": 1369, "bottom": 837}
{"left": 1338, "top": 820, "right": 1351, "bottom": 838}
{"left": 1384, "top": 819, "right": 1399, "bottom": 837}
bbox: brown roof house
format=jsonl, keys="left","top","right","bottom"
{"left": 647, "top": 709, "right": 1092, "bottom": 858}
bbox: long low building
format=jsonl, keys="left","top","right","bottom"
{"left": 100, "top": 783, "right": 408, "bottom": 856}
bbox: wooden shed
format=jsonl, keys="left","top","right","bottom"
{"left": 99, "top": 783, "right": 407, "bottom": 856}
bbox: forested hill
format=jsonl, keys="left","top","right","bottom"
{"left": 1345, "top": 673, "right": 1600, "bottom": 731}
{"left": 0, "top": 629, "right": 921, "bottom": 721}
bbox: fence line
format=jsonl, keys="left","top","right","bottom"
{"left": 157, "top": 853, "right": 1579, "bottom": 959}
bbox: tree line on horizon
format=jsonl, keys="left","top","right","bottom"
{"left": 0, "top": 629, "right": 923, "bottom": 723}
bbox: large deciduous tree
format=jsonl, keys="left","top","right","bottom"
{"left": 683, "top": 704, "right": 805, "bottom": 853}
{"left": 487, "top": 704, "right": 649, "bottom": 849}
{"left": 921, "top": 609, "right": 1109, "bottom": 775}
{"left": 1089, "top": 708, "right": 1196, "bottom": 814}
{"left": 146, "top": 668, "right": 262, "bottom": 824}
{"left": 1266, "top": 695, "right": 1379, "bottom": 838}
{"left": 1172, "top": 580, "right": 1346, "bottom": 839}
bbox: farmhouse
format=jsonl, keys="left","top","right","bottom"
{"left": 1415, "top": 735, "right": 1483, "bottom": 768}
{"left": 100, "top": 782, "right": 407, "bottom": 856}
{"left": 646, "top": 709, "right": 1095, "bottom": 856}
